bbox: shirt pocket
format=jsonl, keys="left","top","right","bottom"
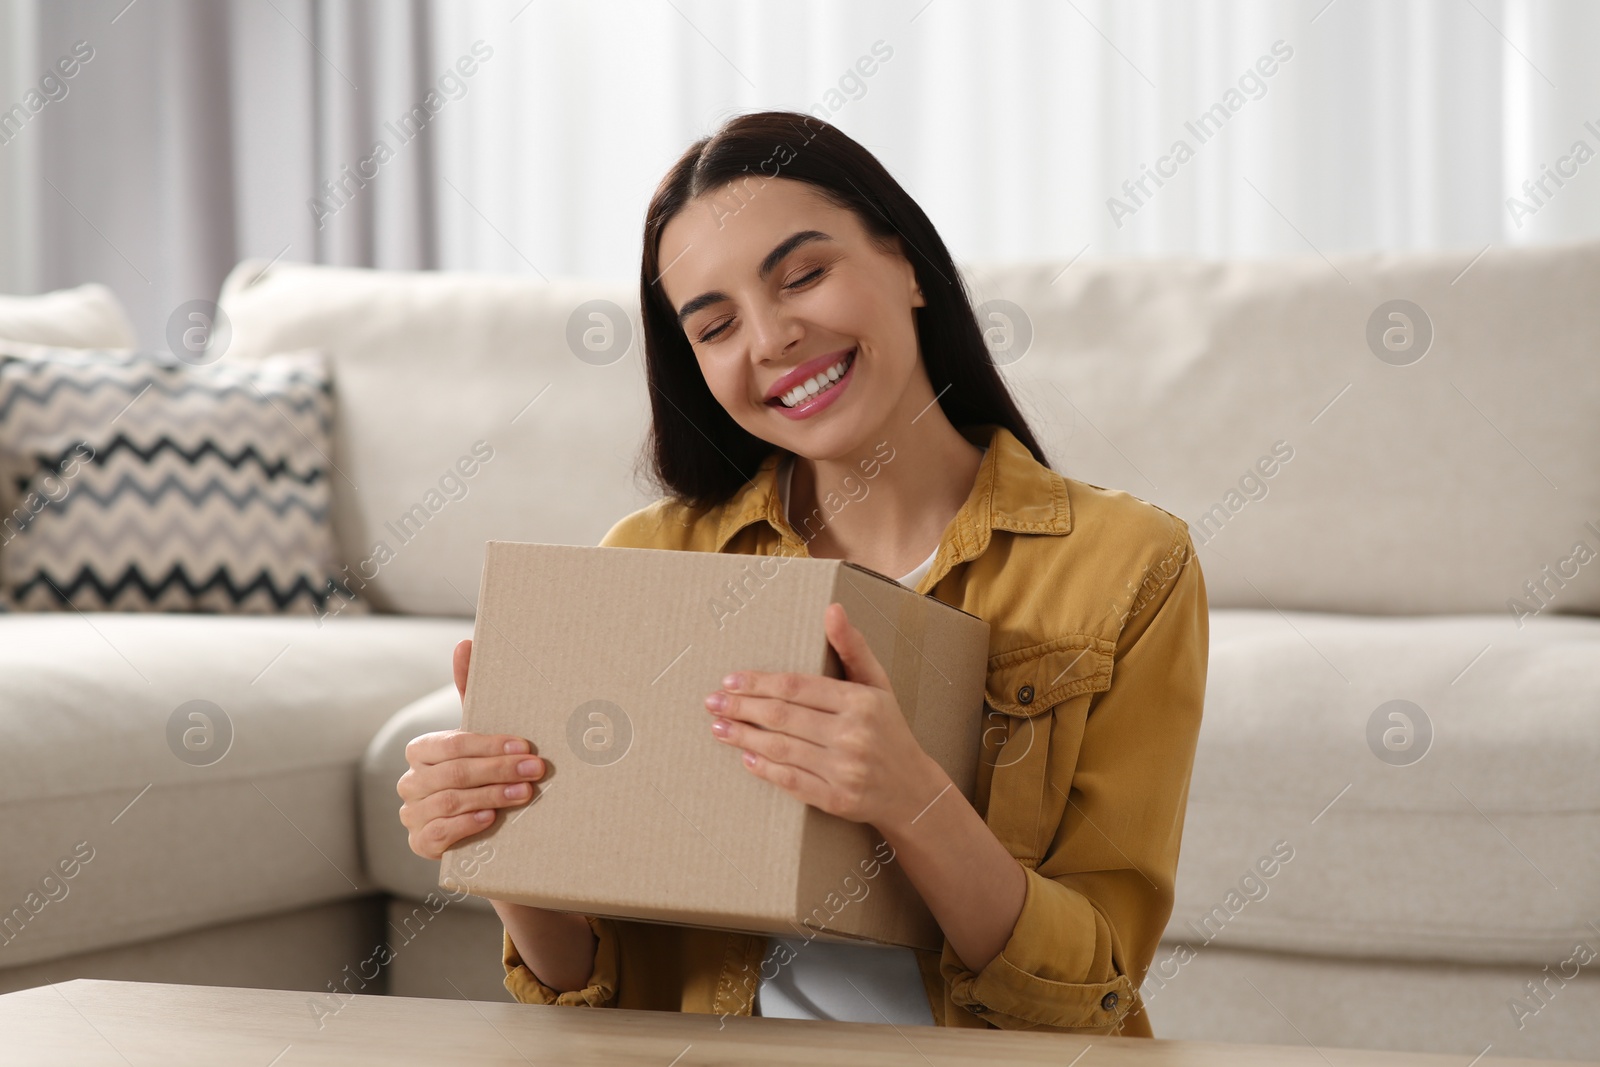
{"left": 980, "top": 634, "right": 1116, "bottom": 866}
{"left": 984, "top": 634, "right": 1115, "bottom": 718}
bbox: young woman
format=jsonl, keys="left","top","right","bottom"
{"left": 398, "top": 111, "right": 1208, "bottom": 1036}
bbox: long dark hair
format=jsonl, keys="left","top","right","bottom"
{"left": 639, "top": 110, "right": 1046, "bottom": 508}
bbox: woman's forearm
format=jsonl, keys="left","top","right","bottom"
{"left": 877, "top": 757, "right": 1028, "bottom": 973}
{"left": 491, "top": 900, "right": 598, "bottom": 993}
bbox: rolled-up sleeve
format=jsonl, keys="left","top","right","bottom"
{"left": 502, "top": 917, "right": 620, "bottom": 1007}
{"left": 942, "top": 531, "right": 1209, "bottom": 1032}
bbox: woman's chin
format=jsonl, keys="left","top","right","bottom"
{"left": 767, "top": 416, "right": 886, "bottom": 465}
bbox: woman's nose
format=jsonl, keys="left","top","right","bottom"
{"left": 746, "top": 303, "right": 803, "bottom": 365}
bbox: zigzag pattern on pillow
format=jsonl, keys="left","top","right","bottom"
{"left": 0, "top": 345, "right": 365, "bottom": 616}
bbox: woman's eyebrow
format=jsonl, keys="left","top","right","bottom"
{"left": 674, "top": 230, "right": 833, "bottom": 323}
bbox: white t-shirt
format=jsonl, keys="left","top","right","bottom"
{"left": 754, "top": 452, "right": 973, "bottom": 1025}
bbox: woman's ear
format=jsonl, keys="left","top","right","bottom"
{"left": 884, "top": 234, "right": 926, "bottom": 308}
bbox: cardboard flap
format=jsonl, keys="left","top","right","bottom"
{"left": 835, "top": 568, "right": 928, "bottom": 726}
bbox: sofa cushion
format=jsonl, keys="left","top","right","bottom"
{"left": 0, "top": 284, "right": 136, "bottom": 349}
{"left": 0, "top": 345, "right": 364, "bottom": 616}
{"left": 217, "top": 243, "right": 1600, "bottom": 619}
{"left": 1167, "top": 608, "right": 1600, "bottom": 966}
{"left": 358, "top": 682, "right": 494, "bottom": 912}
{"left": 360, "top": 616, "right": 1600, "bottom": 969}
{"left": 216, "top": 261, "right": 653, "bottom": 616}
{"left": 1138, "top": 941, "right": 1600, "bottom": 1061}
{"left": 966, "top": 238, "right": 1600, "bottom": 615}
{"left": 0, "top": 612, "right": 469, "bottom": 967}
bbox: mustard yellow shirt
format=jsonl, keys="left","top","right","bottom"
{"left": 502, "top": 423, "right": 1209, "bottom": 1036}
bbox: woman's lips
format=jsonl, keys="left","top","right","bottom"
{"left": 763, "top": 346, "right": 856, "bottom": 403}
{"left": 770, "top": 348, "right": 856, "bottom": 420}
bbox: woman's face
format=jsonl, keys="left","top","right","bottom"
{"left": 657, "top": 177, "right": 928, "bottom": 463}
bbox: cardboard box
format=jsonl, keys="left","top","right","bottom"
{"left": 440, "top": 541, "right": 989, "bottom": 951}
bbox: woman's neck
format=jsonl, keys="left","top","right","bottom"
{"left": 787, "top": 407, "right": 985, "bottom": 578}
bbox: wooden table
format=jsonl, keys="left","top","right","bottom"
{"left": 2, "top": 980, "right": 1592, "bottom": 1066}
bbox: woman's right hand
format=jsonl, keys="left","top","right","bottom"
{"left": 398, "top": 638, "right": 547, "bottom": 861}
{"left": 399, "top": 638, "right": 598, "bottom": 995}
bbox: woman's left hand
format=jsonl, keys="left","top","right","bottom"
{"left": 705, "top": 601, "right": 952, "bottom": 830}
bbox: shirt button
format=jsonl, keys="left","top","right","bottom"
{"left": 964, "top": 1002, "right": 989, "bottom": 1015}
{"left": 1101, "top": 991, "right": 1119, "bottom": 1012}
{"left": 1017, "top": 684, "right": 1034, "bottom": 705}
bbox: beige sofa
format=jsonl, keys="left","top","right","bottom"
{"left": 2, "top": 242, "right": 1595, "bottom": 1060}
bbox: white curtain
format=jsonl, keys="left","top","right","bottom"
{"left": 2, "top": 0, "right": 1598, "bottom": 348}
{"left": 0, "top": 0, "right": 442, "bottom": 345}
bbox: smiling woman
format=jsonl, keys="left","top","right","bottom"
{"left": 399, "top": 110, "right": 1209, "bottom": 1038}
{"left": 635, "top": 113, "right": 1057, "bottom": 588}
{"left": 637, "top": 113, "right": 1042, "bottom": 516}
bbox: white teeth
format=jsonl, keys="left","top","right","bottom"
{"left": 778, "top": 353, "right": 853, "bottom": 408}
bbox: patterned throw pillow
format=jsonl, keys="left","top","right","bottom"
{"left": 0, "top": 344, "right": 366, "bottom": 616}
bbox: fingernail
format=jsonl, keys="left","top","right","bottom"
{"left": 474, "top": 809, "right": 493, "bottom": 822}
{"left": 742, "top": 750, "right": 757, "bottom": 768}
{"left": 517, "top": 758, "right": 542, "bottom": 777}
{"left": 711, "top": 718, "right": 730, "bottom": 738}
{"left": 505, "top": 782, "right": 530, "bottom": 799}
{"left": 722, "top": 673, "right": 743, "bottom": 691}
{"left": 504, "top": 739, "right": 530, "bottom": 755}
{"left": 705, "top": 692, "right": 727, "bottom": 712}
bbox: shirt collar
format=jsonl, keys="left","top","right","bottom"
{"left": 710, "top": 423, "right": 1072, "bottom": 556}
